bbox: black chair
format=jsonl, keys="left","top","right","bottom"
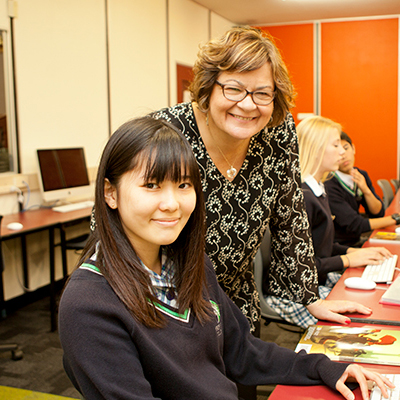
{"left": 253, "top": 227, "right": 296, "bottom": 326}
{"left": 59, "top": 220, "right": 91, "bottom": 280}
{"left": 391, "top": 179, "right": 400, "bottom": 193}
{"left": 377, "top": 179, "right": 394, "bottom": 209}
{"left": 0, "top": 215, "right": 23, "bottom": 360}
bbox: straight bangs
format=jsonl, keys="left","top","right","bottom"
{"left": 138, "top": 127, "right": 199, "bottom": 186}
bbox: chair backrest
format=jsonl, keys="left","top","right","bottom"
{"left": 253, "top": 227, "right": 290, "bottom": 324}
{"left": 377, "top": 179, "right": 394, "bottom": 209}
{"left": 391, "top": 179, "right": 400, "bottom": 193}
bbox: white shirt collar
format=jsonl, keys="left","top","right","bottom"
{"left": 303, "top": 175, "right": 326, "bottom": 197}
{"left": 335, "top": 170, "right": 354, "bottom": 189}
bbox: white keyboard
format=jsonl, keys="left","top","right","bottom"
{"left": 52, "top": 200, "right": 94, "bottom": 213}
{"left": 361, "top": 255, "right": 398, "bottom": 283}
{"left": 370, "top": 374, "right": 400, "bottom": 400}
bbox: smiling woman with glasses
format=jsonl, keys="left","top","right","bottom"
{"left": 90, "top": 26, "right": 373, "bottom": 400}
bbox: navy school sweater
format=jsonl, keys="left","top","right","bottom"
{"left": 59, "top": 255, "right": 348, "bottom": 400}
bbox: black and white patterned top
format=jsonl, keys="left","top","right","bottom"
{"left": 153, "top": 103, "right": 318, "bottom": 331}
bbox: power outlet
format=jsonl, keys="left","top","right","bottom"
{"left": 12, "top": 175, "right": 26, "bottom": 189}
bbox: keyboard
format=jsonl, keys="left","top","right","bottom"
{"left": 52, "top": 200, "right": 94, "bottom": 213}
{"left": 361, "top": 255, "right": 398, "bottom": 283}
{"left": 370, "top": 374, "right": 400, "bottom": 400}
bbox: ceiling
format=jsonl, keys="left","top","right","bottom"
{"left": 192, "top": 0, "right": 400, "bottom": 25}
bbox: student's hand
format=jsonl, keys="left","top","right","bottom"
{"left": 336, "top": 364, "right": 395, "bottom": 400}
{"left": 344, "top": 247, "right": 393, "bottom": 268}
{"left": 351, "top": 168, "right": 369, "bottom": 194}
{"left": 306, "top": 299, "right": 372, "bottom": 325}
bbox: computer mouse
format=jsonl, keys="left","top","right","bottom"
{"left": 344, "top": 277, "right": 376, "bottom": 290}
{"left": 6, "top": 222, "right": 23, "bottom": 230}
{"left": 395, "top": 226, "right": 400, "bottom": 234}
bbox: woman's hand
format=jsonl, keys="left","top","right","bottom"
{"left": 336, "top": 364, "right": 395, "bottom": 400}
{"left": 306, "top": 299, "right": 372, "bottom": 325}
{"left": 344, "top": 247, "right": 393, "bottom": 268}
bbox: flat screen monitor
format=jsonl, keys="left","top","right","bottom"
{"left": 37, "top": 147, "right": 93, "bottom": 204}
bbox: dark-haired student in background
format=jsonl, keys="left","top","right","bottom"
{"left": 325, "top": 131, "right": 400, "bottom": 247}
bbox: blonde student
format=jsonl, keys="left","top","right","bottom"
{"left": 59, "top": 117, "right": 393, "bottom": 400}
{"left": 265, "top": 116, "right": 391, "bottom": 327}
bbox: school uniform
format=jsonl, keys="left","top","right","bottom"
{"left": 59, "top": 250, "right": 348, "bottom": 400}
{"left": 325, "top": 169, "right": 384, "bottom": 246}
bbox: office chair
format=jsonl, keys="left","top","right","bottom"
{"left": 391, "top": 179, "right": 400, "bottom": 193}
{"left": 377, "top": 179, "right": 394, "bottom": 209}
{"left": 253, "top": 228, "right": 296, "bottom": 326}
{"left": 60, "top": 229, "right": 90, "bottom": 279}
{"left": 0, "top": 216, "right": 23, "bottom": 360}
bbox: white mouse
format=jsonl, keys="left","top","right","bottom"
{"left": 395, "top": 227, "right": 400, "bottom": 234}
{"left": 344, "top": 277, "right": 376, "bottom": 290}
{"left": 6, "top": 222, "right": 23, "bottom": 231}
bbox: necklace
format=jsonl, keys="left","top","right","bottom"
{"left": 206, "top": 113, "right": 239, "bottom": 179}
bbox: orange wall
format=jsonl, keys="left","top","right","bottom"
{"left": 259, "top": 24, "right": 314, "bottom": 125}
{"left": 321, "top": 18, "right": 399, "bottom": 196}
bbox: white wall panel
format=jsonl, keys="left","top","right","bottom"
{"left": 108, "top": 0, "right": 168, "bottom": 130}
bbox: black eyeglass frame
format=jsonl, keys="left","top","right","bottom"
{"left": 215, "top": 81, "right": 275, "bottom": 106}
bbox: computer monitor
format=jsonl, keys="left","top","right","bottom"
{"left": 36, "top": 147, "right": 93, "bottom": 204}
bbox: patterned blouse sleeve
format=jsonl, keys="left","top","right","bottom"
{"left": 265, "top": 113, "right": 319, "bottom": 305}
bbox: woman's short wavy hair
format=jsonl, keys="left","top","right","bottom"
{"left": 189, "top": 26, "right": 296, "bottom": 127}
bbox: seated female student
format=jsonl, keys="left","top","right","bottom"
{"left": 297, "top": 115, "right": 392, "bottom": 288}
{"left": 266, "top": 116, "right": 392, "bottom": 327}
{"left": 58, "top": 117, "right": 393, "bottom": 400}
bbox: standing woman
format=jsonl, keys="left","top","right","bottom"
{"left": 152, "top": 26, "right": 371, "bottom": 337}
{"left": 266, "top": 116, "right": 392, "bottom": 326}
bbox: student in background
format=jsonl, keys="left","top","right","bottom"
{"left": 59, "top": 116, "right": 393, "bottom": 400}
{"left": 325, "top": 131, "right": 400, "bottom": 247}
{"left": 266, "top": 116, "right": 392, "bottom": 327}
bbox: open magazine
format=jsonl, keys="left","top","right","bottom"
{"left": 369, "top": 231, "right": 400, "bottom": 244}
{"left": 295, "top": 325, "right": 400, "bottom": 366}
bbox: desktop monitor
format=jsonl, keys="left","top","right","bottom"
{"left": 36, "top": 147, "right": 93, "bottom": 204}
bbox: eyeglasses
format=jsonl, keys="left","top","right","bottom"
{"left": 215, "top": 81, "right": 275, "bottom": 106}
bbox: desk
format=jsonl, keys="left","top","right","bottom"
{"left": 327, "top": 262, "right": 400, "bottom": 325}
{"left": 326, "top": 188, "right": 400, "bottom": 325}
{"left": 268, "top": 191, "right": 400, "bottom": 399}
{"left": 0, "top": 207, "right": 92, "bottom": 331}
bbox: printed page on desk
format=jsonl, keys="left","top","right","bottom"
{"left": 380, "top": 276, "right": 400, "bottom": 305}
{"left": 295, "top": 325, "right": 400, "bottom": 366}
{"left": 369, "top": 231, "right": 400, "bottom": 244}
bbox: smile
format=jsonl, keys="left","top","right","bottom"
{"left": 152, "top": 219, "right": 179, "bottom": 227}
{"left": 231, "top": 114, "right": 256, "bottom": 121}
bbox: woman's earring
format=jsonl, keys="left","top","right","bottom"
{"left": 206, "top": 113, "right": 209, "bottom": 126}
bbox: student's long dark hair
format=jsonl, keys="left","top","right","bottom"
{"left": 80, "top": 117, "right": 211, "bottom": 328}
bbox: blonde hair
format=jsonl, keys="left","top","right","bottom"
{"left": 297, "top": 116, "right": 342, "bottom": 182}
{"left": 189, "top": 26, "right": 296, "bottom": 127}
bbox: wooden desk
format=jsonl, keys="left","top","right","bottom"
{"left": 326, "top": 189, "right": 400, "bottom": 325}
{"left": 327, "top": 263, "right": 400, "bottom": 326}
{"left": 0, "top": 207, "right": 92, "bottom": 331}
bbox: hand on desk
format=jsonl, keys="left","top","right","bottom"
{"left": 336, "top": 364, "right": 394, "bottom": 400}
{"left": 306, "top": 299, "right": 372, "bottom": 325}
{"left": 344, "top": 247, "right": 393, "bottom": 268}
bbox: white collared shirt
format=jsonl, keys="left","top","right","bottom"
{"left": 303, "top": 175, "right": 326, "bottom": 197}
{"left": 335, "top": 170, "right": 355, "bottom": 190}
